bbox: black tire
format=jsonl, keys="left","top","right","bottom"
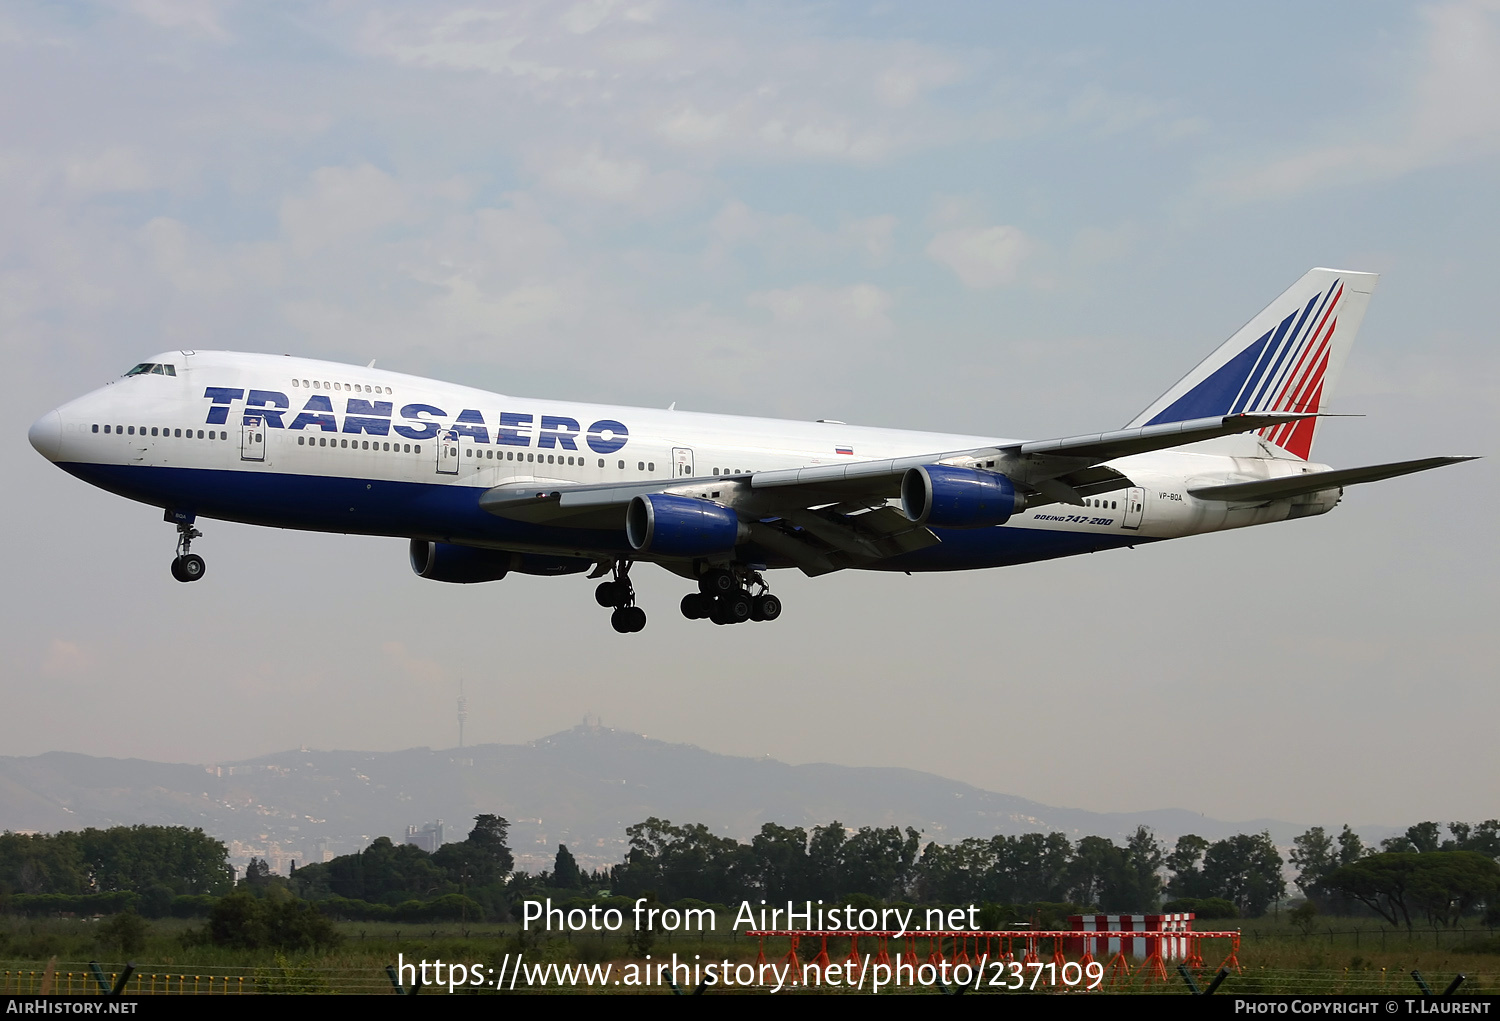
{"left": 610, "top": 607, "right": 633, "bottom": 633}
{"left": 698, "top": 569, "right": 736, "bottom": 597}
{"left": 178, "top": 553, "right": 205, "bottom": 583}
{"left": 627, "top": 606, "right": 647, "bottom": 632}
{"left": 753, "top": 593, "right": 782, "bottom": 621}
{"left": 680, "top": 593, "right": 706, "bottom": 620}
{"left": 595, "top": 580, "right": 621, "bottom": 607}
{"left": 723, "top": 591, "right": 752, "bottom": 624}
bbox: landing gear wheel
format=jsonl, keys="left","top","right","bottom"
{"left": 595, "top": 580, "right": 623, "bottom": 607}
{"left": 169, "top": 517, "right": 205, "bottom": 583}
{"left": 752, "top": 593, "right": 781, "bottom": 621}
{"left": 721, "top": 591, "right": 753, "bottom": 624}
{"left": 172, "top": 553, "right": 205, "bottom": 583}
{"left": 680, "top": 593, "right": 709, "bottom": 620}
{"left": 611, "top": 606, "right": 646, "bottom": 633}
{"left": 698, "top": 568, "right": 737, "bottom": 597}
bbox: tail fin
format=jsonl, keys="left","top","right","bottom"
{"left": 1126, "top": 268, "right": 1377, "bottom": 460}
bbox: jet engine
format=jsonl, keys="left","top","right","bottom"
{"left": 901, "top": 465, "right": 1022, "bottom": 528}
{"left": 625, "top": 494, "right": 745, "bottom": 557}
{"left": 409, "top": 540, "right": 590, "bottom": 582}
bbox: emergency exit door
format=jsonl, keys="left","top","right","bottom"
{"left": 436, "top": 430, "right": 460, "bottom": 475}
{"left": 241, "top": 416, "right": 265, "bottom": 462}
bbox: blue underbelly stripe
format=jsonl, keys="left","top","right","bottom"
{"left": 61, "top": 462, "right": 1156, "bottom": 570}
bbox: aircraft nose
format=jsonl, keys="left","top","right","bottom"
{"left": 28, "top": 410, "right": 63, "bottom": 461}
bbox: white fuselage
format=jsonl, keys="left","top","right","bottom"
{"left": 30, "top": 350, "right": 1339, "bottom": 572}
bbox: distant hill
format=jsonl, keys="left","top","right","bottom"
{"left": 0, "top": 724, "right": 1310, "bottom": 872}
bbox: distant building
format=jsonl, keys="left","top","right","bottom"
{"left": 405, "top": 820, "right": 445, "bottom": 854}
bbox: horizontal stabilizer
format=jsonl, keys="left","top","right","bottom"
{"left": 1187, "top": 456, "right": 1477, "bottom": 502}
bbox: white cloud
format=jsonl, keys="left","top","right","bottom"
{"left": 747, "top": 283, "right": 893, "bottom": 336}
{"left": 62, "top": 146, "right": 161, "bottom": 195}
{"left": 119, "top": 0, "right": 232, "bottom": 40}
{"left": 142, "top": 217, "right": 282, "bottom": 296}
{"left": 1213, "top": 0, "right": 1500, "bottom": 200}
{"left": 706, "top": 201, "right": 895, "bottom": 267}
{"left": 358, "top": 8, "right": 566, "bottom": 80}
{"left": 279, "top": 164, "right": 411, "bottom": 256}
{"left": 654, "top": 106, "right": 729, "bottom": 147}
{"left": 925, "top": 225, "right": 1032, "bottom": 288}
{"left": 536, "top": 145, "right": 649, "bottom": 201}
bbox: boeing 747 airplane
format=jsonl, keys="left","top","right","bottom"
{"left": 28, "top": 268, "right": 1474, "bottom": 632}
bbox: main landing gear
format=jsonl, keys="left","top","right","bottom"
{"left": 679, "top": 566, "right": 782, "bottom": 626}
{"left": 169, "top": 519, "right": 206, "bottom": 583}
{"left": 595, "top": 561, "right": 646, "bottom": 634}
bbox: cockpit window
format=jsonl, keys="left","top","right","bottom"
{"left": 124, "top": 363, "right": 176, "bottom": 377}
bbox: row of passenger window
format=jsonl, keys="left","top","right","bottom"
{"left": 299, "top": 437, "right": 422, "bottom": 453}
{"left": 291, "top": 379, "right": 391, "bottom": 394}
{"left": 301, "top": 439, "right": 661, "bottom": 475}
{"left": 95, "top": 424, "right": 225, "bottom": 440}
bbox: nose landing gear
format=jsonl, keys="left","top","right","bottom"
{"left": 168, "top": 515, "right": 206, "bottom": 583}
{"left": 596, "top": 561, "right": 646, "bottom": 633}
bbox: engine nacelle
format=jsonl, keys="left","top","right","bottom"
{"left": 626, "top": 494, "right": 744, "bottom": 557}
{"left": 409, "top": 540, "right": 591, "bottom": 583}
{"left": 901, "top": 465, "right": 1022, "bottom": 528}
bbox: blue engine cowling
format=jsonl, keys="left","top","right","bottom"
{"left": 900, "top": 465, "right": 1021, "bottom": 528}
{"left": 409, "top": 540, "right": 591, "bottom": 583}
{"left": 626, "top": 494, "right": 743, "bottom": 557}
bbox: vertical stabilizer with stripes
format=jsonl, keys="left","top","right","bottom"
{"left": 1126, "top": 268, "right": 1376, "bottom": 459}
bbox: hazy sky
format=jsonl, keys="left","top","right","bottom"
{"left": 4, "top": 1, "right": 1496, "bottom": 832}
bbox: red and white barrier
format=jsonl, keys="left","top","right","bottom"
{"left": 1066, "top": 913, "right": 1194, "bottom": 959}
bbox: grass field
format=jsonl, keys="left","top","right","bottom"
{"left": 1, "top": 913, "right": 1495, "bottom": 994}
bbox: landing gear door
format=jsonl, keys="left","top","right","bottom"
{"left": 437, "top": 430, "right": 460, "bottom": 475}
{"left": 241, "top": 416, "right": 265, "bottom": 462}
{"left": 1122, "top": 487, "right": 1145, "bottom": 530}
{"left": 672, "top": 447, "right": 694, "bottom": 479}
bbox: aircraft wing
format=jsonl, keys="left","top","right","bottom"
{"left": 1186, "top": 456, "right": 1477, "bottom": 502}
{"left": 478, "top": 413, "right": 1315, "bottom": 574}
{"left": 744, "top": 411, "right": 1315, "bottom": 507}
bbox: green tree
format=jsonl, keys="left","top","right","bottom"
{"left": 1066, "top": 836, "right": 1122, "bottom": 908}
{"left": 549, "top": 845, "right": 581, "bottom": 889}
{"left": 1202, "top": 832, "right": 1284, "bottom": 918}
{"left": 807, "top": 822, "right": 848, "bottom": 897}
{"left": 207, "top": 892, "right": 342, "bottom": 950}
{"left": 94, "top": 911, "right": 149, "bottom": 956}
{"left": 1123, "top": 827, "right": 1165, "bottom": 910}
{"left": 466, "top": 815, "right": 515, "bottom": 879}
{"left": 1336, "top": 825, "right": 1367, "bottom": 865}
{"left": 749, "top": 824, "right": 811, "bottom": 900}
{"left": 1319, "top": 851, "right": 1500, "bottom": 930}
{"left": 1290, "top": 827, "right": 1335, "bottom": 896}
{"left": 1166, "top": 834, "right": 1211, "bottom": 900}
{"left": 841, "top": 826, "right": 921, "bottom": 900}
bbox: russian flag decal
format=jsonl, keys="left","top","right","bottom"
{"left": 835, "top": 446, "right": 853, "bottom": 455}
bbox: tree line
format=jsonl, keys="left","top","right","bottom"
{"left": 606, "top": 818, "right": 1286, "bottom": 917}
{"left": 4, "top": 817, "right": 1496, "bottom": 930}
{"left": 0, "top": 825, "right": 232, "bottom": 914}
{"left": 1290, "top": 821, "right": 1500, "bottom": 930}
